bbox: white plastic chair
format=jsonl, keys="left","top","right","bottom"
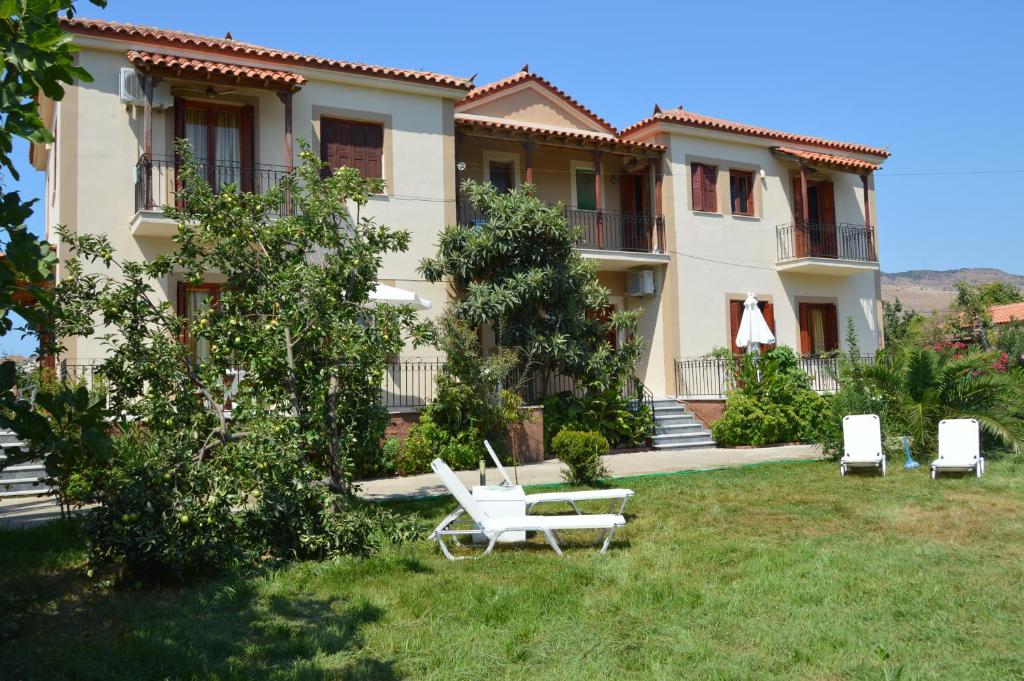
{"left": 841, "top": 414, "right": 886, "bottom": 476}
{"left": 428, "top": 459, "right": 626, "bottom": 560}
{"left": 931, "top": 419, "right": 984, "bottom": 479}
{"left": 483, "top": 440, "right": 634, "bottom": 514}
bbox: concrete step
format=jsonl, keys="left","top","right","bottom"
{"left": 0, "top": 486, "right": 54, "bottom": 499}
{"left": 650, "top": 431, "right": 716, "bottom": 448}
{"left": 654, "top": 414, "right": 697, "bottom": 426}
{"left": 0, "top": 463, "right": 45, "bottom": 482}
{"left": 652, "top": 437, "right": 717, "bottom": 451}
{"left": 655, "top": 422, "right": 706, "bottom": 436}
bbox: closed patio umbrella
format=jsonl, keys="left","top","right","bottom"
{"left": 369, "top": 283, "right": 432, "bottom": 311}
{"left": 734, "top": 293, "right": 776, "bottom": 379}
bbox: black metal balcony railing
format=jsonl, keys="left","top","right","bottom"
{"left": 134, "top": 155, "right": 293, "bottom": 216}
{"left": 776, "top": 222, "right": 877, "bottom": 263}
{"left": 457, "top": 200, "right": 663, "bottom": 254}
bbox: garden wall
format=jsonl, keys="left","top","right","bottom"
{"left": 384, "top": 406, "right": 545, "bottom": 464}
{"left": 685, "top": 400, "right": 726, "bottom": 428}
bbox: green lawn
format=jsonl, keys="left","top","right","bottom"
{"left": 2, "top": 459, "right": 1023, "bottom": 680}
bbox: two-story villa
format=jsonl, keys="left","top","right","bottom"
{"left": 31, "top": 17, "right": 890, "bottom": 410}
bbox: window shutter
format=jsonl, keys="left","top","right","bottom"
{"left": 703, "top": 166, "right": 718, "bottom": 213}
{"left": 761, "top": 302, "right": 775, "bottom": 335}
{"left": 819, "top": 181, "right": 836, "bottom": 225}
{"left": 791, "top": 176, "right": 804, "bottom": 224}
{"left": 691, "top": 164, "right": 704, "bottom": 212}
{"left": 798, "top": 303, "right": 811, "bottom": 354}
{"left": 729, "top": 300, "right": 743, "bottom": 354}
{"left": 365, "top": 124, "right": 383, "bottom": 180}
{"left": 176, "top": 281, "right": 188, "bottom": 345}
{"left": 824, "top": 304, "right": 839, "bottom": 351}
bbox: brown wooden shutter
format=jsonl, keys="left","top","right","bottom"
{"left": 819, "top": 181, "right": 836, "bottom": 225}
{"left": 691, "top": 164, "right": 704, "bottom": 212}
{"left": 365, "top": 124, "right": 383, "bottom": 179}
{"left": 729, "top": 300, "right": 743, "bottom": 354}
{"left": 240, "top": 105, "right": 254, "bottom": 193}
{"left": 176, "top": 281, "right": 189, "bottom": 346}
{"left": 703, "top": 166, "right": 718, "bottom": 213}
{"left": 824, "top": 304, "right": 839, "bottom": 351}
{"left": 798, "top": 303, "right": 811, "bottom": 354}
{"left": 791, "top": 176, "right": 804, "bottom": 224}
{"left": 761, "top": 302, "right": 775, "bottom": 335}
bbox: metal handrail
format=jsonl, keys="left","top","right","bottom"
{"left": 776, "top": 221, "right": 877, "bottom": 263}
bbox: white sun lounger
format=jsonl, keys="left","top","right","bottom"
{"left": 840, "top": 414, "right": 886, "bottom": 476}
{"left": 483, "top": 440, "right": 634, "bottom": 514}
{"left": 428, "top": 458, "right": 626, "bottom": 560}
{"left": 931, "top": 418, "right": 984, "bottom": 479}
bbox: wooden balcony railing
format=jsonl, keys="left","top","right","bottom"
{"left": 456, "top": 200, "right": 663, "bottom": 254}
{"left": 776, "top": 222, "right": 877, "bottom": 263}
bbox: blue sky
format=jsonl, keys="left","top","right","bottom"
{"left": 5, "top": 0, "right": 1022, "bottom": 354}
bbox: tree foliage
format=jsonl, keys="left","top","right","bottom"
{"left": 418, "top": 180, "right": 642, "bottom": 390}
{"left": 882, "top": 298, "right": 924, "bottom": 348}
{"left": 53, "top": 143, "right": 426, "bottom": 579}
{"left": 0, "top": 1, "right": 106, "bottom": 453}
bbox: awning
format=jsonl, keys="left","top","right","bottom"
{"left": 369, "top": 283, "right": 431, "bottom": 310}
{"left": 772, "top": 146, "right": 880, "bottom": 173}
{"left": 127, "top": 50, "right": 306, "bottom": 92}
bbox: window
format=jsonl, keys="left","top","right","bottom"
{"left": 320, "top": 118, "right": 383, "bottom": 179}
{"left": 575, "top": 167, "right": 597, "bottom": 210}
{"left": 588, "top": 305, "right": 618, "bottom": 349}
{"left": 799, "top": 303, "right": 839, "bottom": 355}
{"left": 176, "top": 282, "right": 222, "bottom": 361}
{"left": 729, "top": 170, "right": 754, "bottom": 216}
{"left": 488, "top": 161, "right": 515, "bottom": 193}
{"left": 175, "top": 100, "right": 254, "bottom": 192}
{"left": 729, "top": 299, "right": 774, "bottom": 354}
{"left": 691, "top": 163, "right": 718, "bottom": 213}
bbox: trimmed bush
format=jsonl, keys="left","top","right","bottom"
{"left": 396, "top": 412, "right": 482, "bottom": 476}
{"left": 552, "top": 429, "right": 610, "bottom": 485}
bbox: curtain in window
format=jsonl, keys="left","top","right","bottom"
{"left": 810, "top": 307, "right": 826, "bottom": 354}
{"left": 215, "top": 111, "right": 241, "bottom": 190}
{"left": 184, "top": 108, "right": 209, "bottom": 177}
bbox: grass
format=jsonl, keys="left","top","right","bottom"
{"left": 2, "top": 459, "right": 1024, "bottom": 680}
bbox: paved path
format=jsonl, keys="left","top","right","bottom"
{"left": 358, "top": 444, "right": 821, "bottom": 500}
{"left": 0, "top": 444, "right": 822, "bottom": 528}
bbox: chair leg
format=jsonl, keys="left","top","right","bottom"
{"left": 617, "top": 497, "right": 629, "bottom": 514}
{"left": 568, "top": 500, "right": 582, "bottom": 515}
{"left": 599, "top": 526, "right": 617, "bottom": 553}
{"left": 881, "top": 458, "right": 887, "bottom": 477}
{"left": 542, "top": 529, "right": 563, "bottom": 556}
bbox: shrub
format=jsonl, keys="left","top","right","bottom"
{"left": 542, "top": 384, "right": 652, "bottom": 451}
{"left": 712, "top": 394, "right": 794, "bottom": 447}
{"left": 552, "top": 429, "right": 609, "bottom": 485}
{"left": 396, "top": 412, "right": 483, "bottom": 476}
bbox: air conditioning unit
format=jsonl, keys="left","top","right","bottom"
{"left": 626, "top": 269, "right": 655, "bottom": 297}
{"left": 119, "top": 67, "right": 144, "bottom": 105}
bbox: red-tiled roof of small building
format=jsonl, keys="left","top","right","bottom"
{"left": 990, "top": 302, "right": 1024, "bottom": 324}
{"left": 459, "top": 69, "right": 618, "bottom": 134}
{"left": 64, "top": 17, "right": 473, "bottom": 91}
{"left": 623, "top": 107, "right": 890, "bottom": 158}
{"left": 127, "top": 50, "right": 306, "bottom": 91}
{"left": 455, "top": 115, "right": 665, "bottom": 153}
{"left": 772, "top": 146, "right": 881, "bottom": 172}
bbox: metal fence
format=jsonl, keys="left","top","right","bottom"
{"left": 673, "top": 354, "right": 876, "bottom": 399}
{"left": 381, "top": 358, "right": 444, "bottom": 409}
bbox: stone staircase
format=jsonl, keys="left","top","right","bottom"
{"left": 0, "top": 430, "right": 51, "bottom": 499}
{"left": 649, "top": 398, "right": 715, "bottom": 450}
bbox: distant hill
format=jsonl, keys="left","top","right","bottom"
{"left": 881, "top": 268, "right": 1024, "bottom": 315}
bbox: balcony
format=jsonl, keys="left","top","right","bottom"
{"left": 775, "top": 222, "right": 879, "bottom": 276}
{"left": 131, "top": 155, "right": 293, "bottom": 237}
{"left": 456, "top": 200, "right": 669, "bottom": 269}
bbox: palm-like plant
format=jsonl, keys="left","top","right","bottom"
{"left": 863, "top": 347, "right": 1024, "bottom": 457}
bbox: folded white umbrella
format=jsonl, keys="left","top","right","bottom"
{"left": 368, "top": 283, "right": 431, "bottom": 310}
{"left": 734, "top": 293, "right": 776, "bottom": 354}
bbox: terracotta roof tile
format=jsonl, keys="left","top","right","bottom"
{"left": 455, "top": 115, "right": 664, "bottom": 153}
{"left": 460, "top": 70, "right": 618, "bottom": 134}
{"left": 127, "top": 50, "right": 305, "bottom": 90}
{"left": 623, "top": 108, "right": 890, "bottom": 158}
{"left": 64, "top": 17, "right": 472, "bottom": 91}
{"left": 772, "top": 146, "right": 881, "bottom": 172}
{"left": 990, "top": 302, "right": 1024, "bottom": 324}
